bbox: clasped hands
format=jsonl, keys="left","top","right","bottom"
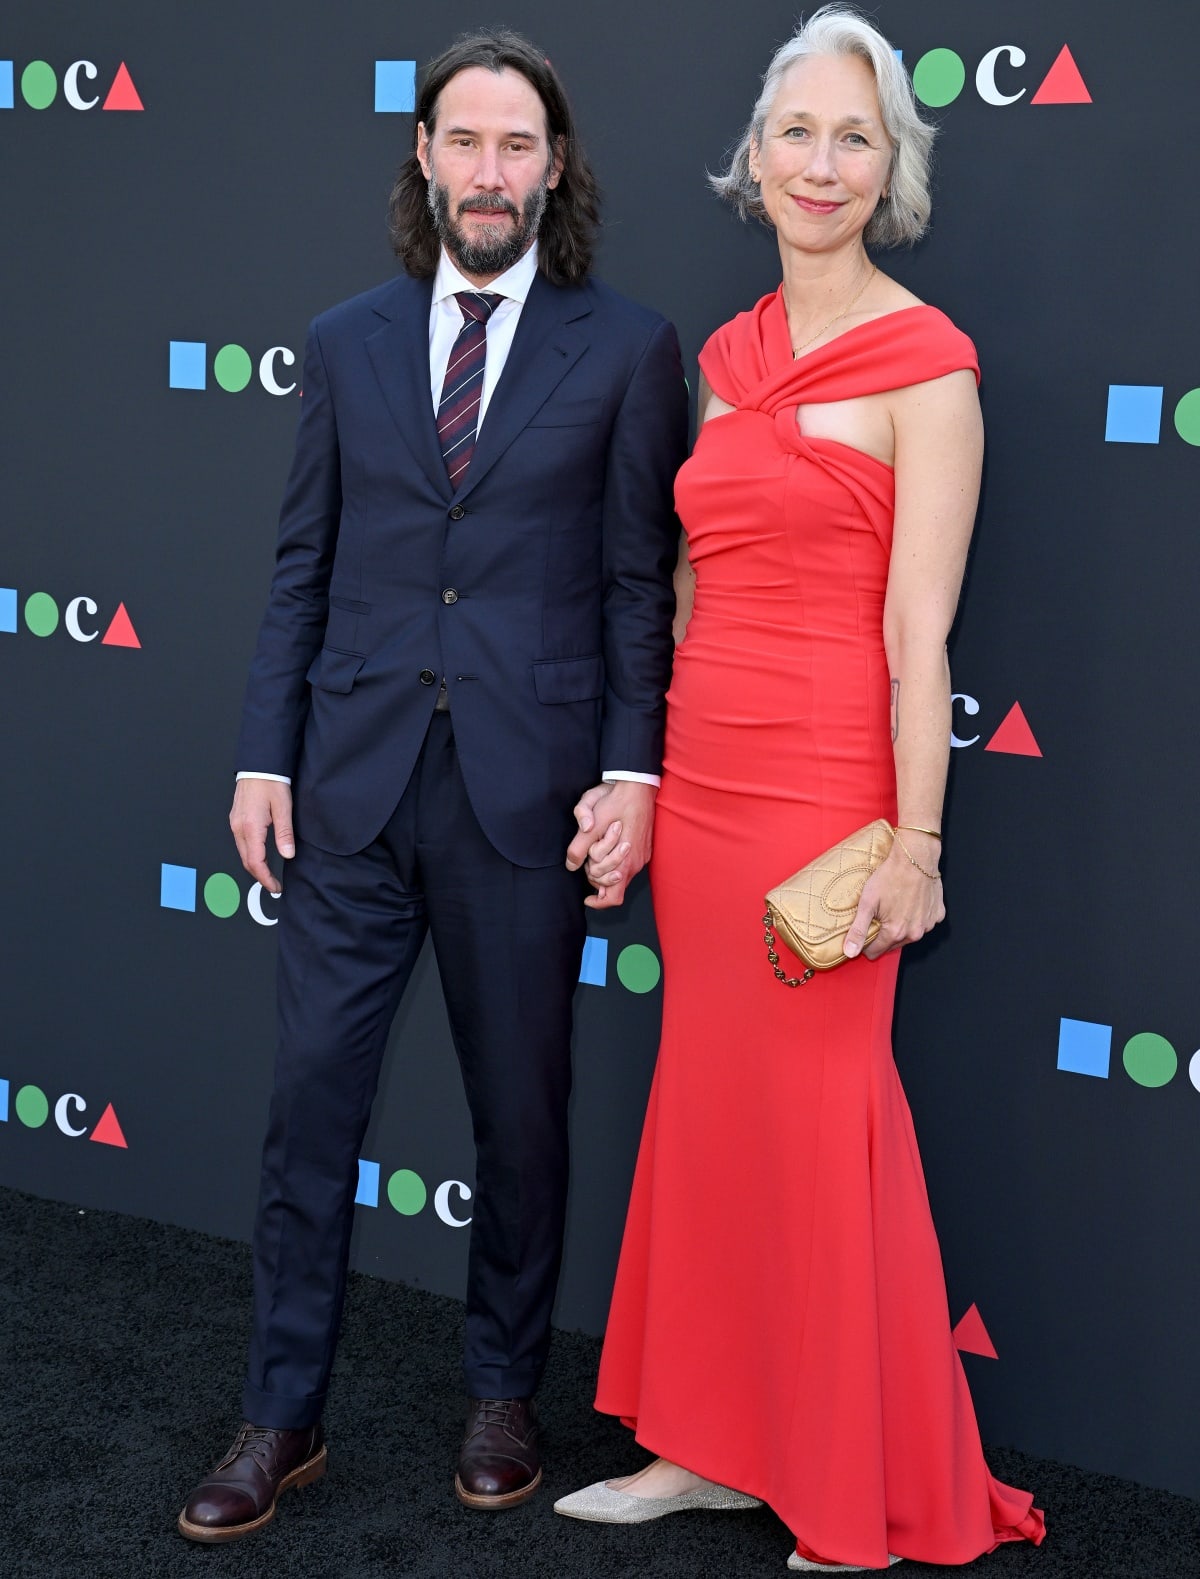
{"left": 565, "top": 781, "right": 657, "bottom": 910}
{"left": 230, "top": 776, "right": 657, "bottom": 911}
{"left": 842, "top": 836, "right": 945, "bottom": 960}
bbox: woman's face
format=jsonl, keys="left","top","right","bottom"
{"left": 752, "top": 53, "right": 893, "bottom": 255}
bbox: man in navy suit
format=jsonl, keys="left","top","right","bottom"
{"left": 178, "top": 29, "right": 687, "bottom": 1543}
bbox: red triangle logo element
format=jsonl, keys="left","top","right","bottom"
{"left": 952, "top": 1303, "right": 998, "bottom": 1359}
{"left": 984, "top": 701, "right": 1042, "bottom": 757}
{"left": 89, "top": 1103, "right": 128, "bottom": 1149}
{"left": 102, "top": 63, "right": 144, "bottom": 112}
{"left": 101, "top": 602, "right": 141, "bottom": 649}
{"left": 1030, "top": 45, "right": 1092, "bottom": 104}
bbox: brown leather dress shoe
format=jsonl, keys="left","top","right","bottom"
{"left": 177, "top": 1422, "right": 327, "bottom": 1542}
{"left": 454, "top": 1397, "right": 541, "bottom": 1509}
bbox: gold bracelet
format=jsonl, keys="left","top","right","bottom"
{"left": 893, "top": 829, "right": 941, "bottom": 880}
{"left": 895, "top": 823, "right": 942, "bottom": 841}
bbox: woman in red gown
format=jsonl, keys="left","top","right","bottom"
{"left": 555, "top": 6, "right": 1046, "bottom": 1571}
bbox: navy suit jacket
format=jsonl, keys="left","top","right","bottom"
{"left": 236, "top": 269, "right": 689, "bottom": 867}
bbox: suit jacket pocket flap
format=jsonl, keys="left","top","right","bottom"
{"left": 307, "top": 648, "right": 366, "bottom": 694}
{"left": 532, "top": 654, "right": 604, "bottom": 704}
{"left": 526, "top": 397, "right": 604, "bottom": 428}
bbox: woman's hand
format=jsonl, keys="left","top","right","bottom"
{"left": 843, "top": 833, "right": 944, "bottom": 960}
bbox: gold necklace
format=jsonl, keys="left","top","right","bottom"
{"left": 789, "top": 263, "right": 877, "bottom": 359}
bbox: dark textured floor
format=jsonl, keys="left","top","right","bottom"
{"left": 2, "top": 1187, "right": 1197, "bottom": 1579}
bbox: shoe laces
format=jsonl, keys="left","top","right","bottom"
{"left": 220, "top": 1424, "right": 282, "bottom": 1471}
{"left": 474, "top": 1399, "right": 519, "bottom": 1429}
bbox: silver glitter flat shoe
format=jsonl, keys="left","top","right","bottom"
{"left": 787, "top": 1553, "right": 902, "bottom": 1571}
{"left": 553, "top": 1476, "right": 762, "bottom": 1523}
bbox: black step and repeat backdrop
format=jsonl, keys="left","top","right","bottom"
{"left": 3, "top": 0, "right": 1197, "bottom": 1504}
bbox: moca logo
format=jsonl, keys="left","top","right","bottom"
{"left": 1105, "top": 386, "right": 1200, "bottom": 447}
{"left": 0, "top": 59, "right": 142, "bottom": 111}
{"left": 168, "top": 341, "right": 299, "bottom": 397}
{"left": 160, "top": 864, "right": 282, "bottom": 927}
{"left": 950, "top": 697, "right": 1042, "bottom": 756}
{"left": 577, "top": 937, "right": 661, "bottom": 993}
{"left": 1, "top": 1076, "right": 127, "bottom": 1147}
{"left": 354, "top": 1159, "right": 472, "bottom": 1226}
{"left": 0, "top": 585, "right": 140, "bottom": 647}
{"left": 1057, "top": 1018, "right": 1200, "bottom": 1096}
{"left": 901, "top": 43, "right": 1091, "bottom": 109}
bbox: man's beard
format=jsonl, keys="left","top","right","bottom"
{"left": 426, "top": 168, "right": 550, "bottom": 277}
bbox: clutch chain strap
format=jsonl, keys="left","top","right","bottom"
{"left": 762, "top": 910, "right": 815, "bottom": 988}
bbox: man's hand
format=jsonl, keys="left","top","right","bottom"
{"left": 229, "top": 778, "right": 296, "bottom": 895}
{"left": 565, "top": 781, "right": 657, "bottom": 910}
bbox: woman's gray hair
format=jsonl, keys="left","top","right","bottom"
{"left": 711, "top": 5, "right": 934, "bottom": 247}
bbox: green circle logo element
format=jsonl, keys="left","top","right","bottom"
{"left": 21, "top": 61, "right": 58, "bottom": 110}
{"left": 1122, "top": 1032, "right": 1178, "bottom": 1088}
{"left": 616, "top": 943, "right": 662, "bottom": 994}
{"left": 213, "top": 344, "right": 253, "bottom": 393}
{"left": 203, "top": 873, "right": 242, "bottom": 918}
{"left": 387, "top": 1168, "right": 428, "bottom": 1215}
{"left": 24, "top": 592, "right": 60, "bottom": 637}
{"left": 15, "top": 1085, "right": 50, "bottom": 1128}
{"left": 1173, "top": 390, "right": 1200, "bottom": 446}
{"left": 912, "top": 49, "right": 966, "bottom": 108}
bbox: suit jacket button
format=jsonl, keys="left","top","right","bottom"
{"left": 419, "top": 669, "right": 436, "bottom": 685}
{"left": 441, "top": 588, "right": 459, "bottom": 605}
{"left": 449, "top": 505, "right": 466, "bottom": 520}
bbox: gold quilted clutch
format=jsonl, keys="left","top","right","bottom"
{"left": 762, "top": 819, "right": 894, "bottom": 986}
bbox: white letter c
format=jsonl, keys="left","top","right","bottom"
{"left": 259, "top": 346, "right": 297, "bottom": 397}
{"left": 976, "top": 46, "right": 1026, "bottom": 106}
{"left": 64, "top": 61, "right": 100, "bottom": 111}
{"left": 55, "top": 1093, "right": 88, "bottom": 1136}
{"left": 247, "top": 882, "right": 281, "bottom": 927}
{"left": 66, "top": 596, "right": 99, "bottom": 642}
{"left": 434, "top": 1180, "right": 473, "bottom": 1227}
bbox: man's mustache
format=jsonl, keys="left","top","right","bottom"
{"left": 458, "top": 195, "right": 519, "bottom": 218}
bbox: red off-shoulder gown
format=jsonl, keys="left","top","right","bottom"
{"left": 595, "top": 289, "right": 1046, "bottom": 1568}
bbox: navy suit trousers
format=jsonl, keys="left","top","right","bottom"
{"left": 242, "top": 712, "right": 586, "bottom": 1427}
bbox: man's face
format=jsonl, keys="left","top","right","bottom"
{"left": 416, "top": 66, "right": 563, "bottom": 284}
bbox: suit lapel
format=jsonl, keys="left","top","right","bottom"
{"left": 364, "top": 275, "right": 450, "bottom": 498}
{"left": 455, "top": 273, "right": 592, "bottom": 503}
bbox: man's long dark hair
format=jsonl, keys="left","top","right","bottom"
{"left": 388, "top": 30, "right": 600, "bottom": 287}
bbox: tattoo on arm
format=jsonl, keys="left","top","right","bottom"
{"left": 890, "top": 678, "right": 900, "bottom": 743}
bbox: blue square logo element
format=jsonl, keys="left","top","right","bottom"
{"left": 1105, "top": 385, "right": 1163, "bottom": 444}
{"left": 0, "top": 1078, "right": 9, "bottom": 1121}
{"left": 0, "top": 62, "right": 13, "bottom": 110}
{"left": 355, "top": 1158, "right": 381, "bottom": 1208}
{"left": 0, "top": 588, "right": 17, "bottom": 634}
{"left": 160, "top": 863, "right": 197, "bottom": 912}
{"left": 1057, "top": 1017, "right": 1112, "bottom": 1078}
{"left": 578, "top": 935, "right": 609, "bottom": 987}
{"left": 169, "top": 341, "right": 207, "bottom": 390}
{"left": 375, "top": 60, "right": 416, "bottom": 113}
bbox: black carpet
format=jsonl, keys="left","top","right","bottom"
{"left": 3, "top": 1188, "right": 1196, "bottom": 1579}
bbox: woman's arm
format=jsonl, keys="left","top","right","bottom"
{"left": 673, "top": 371, "right": 733, "bottom": 643}
{"left": 844, "top": 367, "right": 983, "bottom": 960}
{"left": 672, "top": 530, "right": 695, "bottom": 644}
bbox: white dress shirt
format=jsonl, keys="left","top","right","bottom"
{"left": 239, "top": 243, "right": 658, "bottom": 789}
{"left": 428, "top": 243, "right": 538, "bottom": 426}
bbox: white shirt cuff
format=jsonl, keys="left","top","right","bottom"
{"left": 235, "top": 772, "right": 292, "bottom": 785}
{"left": 602, "top": 770, "right": 661, "bottom": 787}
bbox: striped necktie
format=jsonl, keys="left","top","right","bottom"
{"left": 437, "top": 290, "right": 502, "bottom": 488}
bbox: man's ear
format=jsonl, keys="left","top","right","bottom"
{"left": 416, "top": 122, "right": 432, "bottom": 181}
{"left": 547, "top": 134, "right": 566, "bottom": 191}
